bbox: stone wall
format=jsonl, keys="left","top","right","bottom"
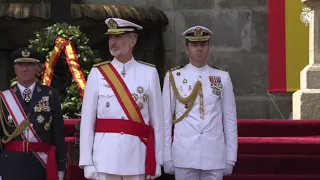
{"left": 0, "top": 0, "right": 292, "bottom": 119}
{"left": 82, "top": 0, "right": 293, "bottom": 119}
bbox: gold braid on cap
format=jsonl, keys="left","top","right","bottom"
{"left": 0, "top": 96, "right": 30, "bottom": 144}
{"left": 169, "top": 71, "right": 204, "bottom": 124}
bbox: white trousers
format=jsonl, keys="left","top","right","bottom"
{"left": 175, "top": 168, "right": 224, "bottom": 180}
{"left": 98, "top": 173, "right": 145, "bottom": 180}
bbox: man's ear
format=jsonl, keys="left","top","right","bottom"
{"left": 185, "top": 46, "right": 189, "bottom": 56}
{"left": 36, "top": 63, "right": 42, "bottom": 73}
{"left": 130, "top": 37, "right": 137, "bottom": 48}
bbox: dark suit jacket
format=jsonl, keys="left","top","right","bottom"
{"left": 0, "top": 83, "right": 67, "bottom": 180}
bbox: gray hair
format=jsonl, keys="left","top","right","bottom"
{"left": 128, "top": 32, "right": 138, "bottom": 40}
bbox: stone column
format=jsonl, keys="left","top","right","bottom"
{"left": 293, "top": 0, "right": 320, "bottom": 119}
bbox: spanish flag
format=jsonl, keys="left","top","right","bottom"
{"left": 268, "top": 0, "right": 309, "bottom": 92}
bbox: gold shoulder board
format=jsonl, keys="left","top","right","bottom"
{"left": 93, "top": 61, "right": 111, "bottom": 67}
{"left": 138, "top": 61, "right": 156, "bottom": 67}
{"left": 169, "top": 64, "right": 187, "bottom": 71}
{"left": 209, "top": 64, "right": 227, "bottom": 71}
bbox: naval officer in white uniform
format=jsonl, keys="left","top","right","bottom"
{"left": 79, "top": 18, "right": 164, "bottom": 180}
{"left": 162, "top": 26, "right": 238, "bottom": 180}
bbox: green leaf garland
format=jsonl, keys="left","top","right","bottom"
{"left": 22, "top": 23, "right": 101, "bottom": 118}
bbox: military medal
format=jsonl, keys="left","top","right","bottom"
{"left": 209, "top": 76, "right": 222, "bottom": 98}
{"left": 34, "top": 106, "right": 41, "bottom": 112}
{"left": 212, "top": 88, "right": 221, "bottom": 97}
{"left": 132, "top": 93, "right": 139, "bottom": 101}
{"left": 188, "top": 85, "right": 192, "bottom": 91}
{"left": 121, "top": 71, "right": 126, "bottom": 77}
{"left": 121, "top": 66, "right": 126, "bottom": 77}
{"left": 40, "top": 96, "right": 50, "bottom": 112}
{"left": 138, "top": 102, "right": 144, "bottom": 110}
{"left": 7, "top": 115, "right": 13, "bottom": 123}
{"left": 23, "top": 88, "right": 31, "bottom": 102}
{"left": 106, "top": 101, "right": 110, "bottom": 107}
{"left": 24, "top": 95, "right": 31, "bottom": 102}
{"left": 37, "top": 115, "right": 45, "bottom": 123}
{"left": 134, "top": 86, "right": 146, "bottom": 110}
{"left": 137, "top": 86, "right": 144, "bottom": 94}
{"left": 44, "top": 123, "right": 50, "bottom": 130}
{"left": 44, "top": 116, "right": 53, "bottom": 130}
{"left": 143, "top": 93, "right": 149, "bottom": 102}
{"left": 46, "top": 106, "right": 51, "bottom": 112}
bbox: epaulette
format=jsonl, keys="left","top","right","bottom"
{"left": 93, "top": 61, "right": 111, "bottom": 67}
{"left": 169, "top": 64, "right": 187, "bottom": 71}
{"left": 209, "top": 64, "right": 227, "bottom": 71}
{"left": 138, "top": 61, "right": 155, "bottom": 67}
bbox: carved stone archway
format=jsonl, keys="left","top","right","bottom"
{"left": 0, "top": 1, "right": 168, "bottom": 89}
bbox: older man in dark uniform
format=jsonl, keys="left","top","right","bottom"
{"left": 0, "top": 47, "right": 67, "bottom": 180}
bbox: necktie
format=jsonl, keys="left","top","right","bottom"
{"left": 23, "top": 88, "right": 31, "bottom": 103}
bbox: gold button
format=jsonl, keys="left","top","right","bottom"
{"left": 200, "top": 131, "right": 203, "bottom": 134}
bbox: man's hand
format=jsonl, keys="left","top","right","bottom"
{"left": 84, "top": 165, "right": 100, "bottom": 180}
{"left": 223, "top": 163, "right": 234, "bottom": 176}
{"left": 146, "top": 164, "right": 162, "bottom": 179}
{"left": 58, "top": 171, "right": 65, "bottom": 180}
{"left": 163, "top": 161, "right": 175, "bottom": 175}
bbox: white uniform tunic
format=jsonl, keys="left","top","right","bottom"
{"left": 79, "top": 57, "right": 164, "bottom": 175}
{"left": 162, "top": 63, "right": 238, "bottom": 170}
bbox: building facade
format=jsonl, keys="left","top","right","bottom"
{"left": 0, "top": 0, "right": 293, "bottom": 119}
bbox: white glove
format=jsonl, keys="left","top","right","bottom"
{"left": 146, "top": 164, "right": 162, "bottom": 179}
{"left": 84, "top": 165, "right": 100, "bottom": 180}
{"left": 223, "top": 163, "right": 234, "bottom": 175}
{"left": 163, "top": 161, "right": 175, "bottom": 175}
{"left": 58, "top": 171, "right": 65, "bottom": 180}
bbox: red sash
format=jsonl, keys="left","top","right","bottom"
{"left": 0, "top": 90, "right": 58, "bottom": 180}
{"left": 96, "top": 63, "right": 156, "bottom": 176}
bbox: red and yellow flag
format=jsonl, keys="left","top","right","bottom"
{"left": 268, "top": 0, "right": 309, "bottom": 92}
